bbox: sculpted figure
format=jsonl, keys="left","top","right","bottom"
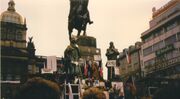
{"left": 27, "top": 37, "right": 35, "bottom": 58}
{"left": 106, "top": 42, "right": 119, "bottom": 60}
{"left": 64, "top": 37, "right": 81, "bottom": 75}
{"left": 106, "top": 42, "right": 119, "bottom": 80}
{"left": 68, "top": 0, "right": 93, "bottom": 40}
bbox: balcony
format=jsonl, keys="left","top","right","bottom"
{"left": 146, "top": 56, "right": 180, "bottom": 74}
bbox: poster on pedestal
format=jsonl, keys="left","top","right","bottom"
{"left": 114, "top": 67, "right": 120, "bottom": 75}
{"left": 106, "top": 60, "right": 116, "bottom": 67}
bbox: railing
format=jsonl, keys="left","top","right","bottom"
{"left": 146, "top": 56, "right": 180, "bottom": 74}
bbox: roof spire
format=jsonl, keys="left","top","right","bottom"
{"left": 8, "top": 0, "right": 16, "bottom": 12}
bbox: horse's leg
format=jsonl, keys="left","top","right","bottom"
{"left": 83, "top": 24, "right": 87, "bottom": 36}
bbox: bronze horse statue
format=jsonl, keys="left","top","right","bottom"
{"left": 68, "top": 0, "right": 93, "bottom": 40}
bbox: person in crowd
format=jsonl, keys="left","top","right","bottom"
{"left": 153, "top": 82, "right": 180, "bottom": 99}
{"left": 124, "top": 76, "right": 137, "bottom": 99}
{"left": 14, "top": 77, "right": 61, "bottom": 99}
{"left": 82, "top": 87, "right": 106, "bottom": 99}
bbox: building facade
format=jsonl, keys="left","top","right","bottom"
{"left": 0, "top": 0, "right": 29, "bottom": 98}
{"left": 118, "top": 42, "right": 142, "bottom": 81}
{"left": 141, "top": 0, "right": 180, "bottom": 79}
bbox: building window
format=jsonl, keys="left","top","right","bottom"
{"left": 177, "top": 32, "right": 180, "bottom": 41}
{"left": 165, "top": 52, "right": 173, "bottom": 60}
{"left": 154, "top": 28, "right": 164, "bottom": 37}
{"left": 6, "top": 74, "right": 12, "bottom": 80}
{"left": 173, "top": 48, "right": 180, "bottom": 57}
{"left": 16, "top": 32, "right": 22, "bottom": 40}
{"left": 144, "top": 59, "right": 155, "bottom": 68}
{"left": 1, "top": 28, "right": 7, "bottom": 39}
{"left": 15, "top": 75, "right": 20, "bottom": 80}
{"left": 143, "top": 46, "right": 153, "bottom": 56}
{"left": 7, "top": 33, "right": 15, "bottom": 40}
{"left": 131, "top": 52, "right": 139, "bottom": 63}
{"left": 144, "top": 35, "right": 154, "bottom": 42}
{"left": 165, "top": 35, "right": 176, "bottom": 46}
{"left": 153, "top": 41, "right": 164, "bottom": 51}
{"left": 1, "top": 33, "right": 6, "bottom": 39}
{"left": 166, "top": 21, "right": 177, "bottom": 31}
{"left": 164, "top": 48, "right": 180, "bottom": 60}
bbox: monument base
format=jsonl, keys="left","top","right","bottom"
{"left": 77, "top": 36, "right": 101, "bottom": 60}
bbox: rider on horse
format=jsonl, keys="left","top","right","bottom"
{"left": 68, "top": 0, "right": 93, "bottom": 40}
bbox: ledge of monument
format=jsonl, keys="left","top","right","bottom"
{"left": 78, "top": 45, "right": 101, "bottom": 56}
{"left": 77, "top": 36, "right": 97, "bottom": 48}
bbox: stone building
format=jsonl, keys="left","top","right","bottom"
{"left": 141, "top": 0, "right": 180, "bottom": 79}
{"left": 140, "top": 0, "right": 180, "bottom": 96}
{"left": 0, "top": 0, "right": 28, "bottom": 98}
{"left": 118, "top": 42, "right": 142, "bottom": 81}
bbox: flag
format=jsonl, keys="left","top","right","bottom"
{"left": 84, "top": 61, "right": 88, "bottom": 76}
{"left": 68, "top": 83, "right": 73, "bottom": 99}
{"left": 114, "top": 67, "right": 120, "bottom": 75}
{"left": 99, "top": 67, "right": 103, "bottom": 77}
{"left": 125, "top": 50, "right": 131, "bottom": 64}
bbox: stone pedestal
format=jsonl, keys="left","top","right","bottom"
{"left": 77, "top": 36, "right": 101, "bottom": 60}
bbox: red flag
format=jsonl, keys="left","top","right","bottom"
{"left": 125, "top": 50, "right": 131, "bottom": 64}
{"left": 84, "top": 62, "right": 88, "bottom": 76}
{"left": 100, "top": 67, "right": 103, "bottom": 77}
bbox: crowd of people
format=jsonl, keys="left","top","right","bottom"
{"left": 13, "top": 77, "right": 107, "bottom": 99}
{"left": 12, "top": 77, "right": 180, "bottom": 99}
{"left": 12, "top": 77, "right": 133, "bottom": 99}
{"left": 13, "top": 77, "right": 126, "bottom": 99}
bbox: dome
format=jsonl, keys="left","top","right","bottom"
{"left": 0, "top": 0, "right": 24, "bottom": 24}
{"left": 0, "top": 11, "right": 24, "bottom": 24}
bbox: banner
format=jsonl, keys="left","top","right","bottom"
{"left": 47, "top": 56, "right": 57, "bottom": 72}
{"left": 106, "top": 60, "right": 116, "bottom": 67}
{"left": 114, "top": 67, "right": 120, "bottom": 75}
{"left": 94, "top": 55, "right": 101, "bottom": 61}
{"left": 41, "top": 56, "right": 57, "bottom": 74}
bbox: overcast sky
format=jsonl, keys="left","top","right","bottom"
{"left": 1, "top": 0, "right": 170, "bottom": 79}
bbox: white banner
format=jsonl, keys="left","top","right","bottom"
{"left": 94, "top": 55, "right": 101, "bottom": 61}
{"left": 41, "top": 56, "right": 57, "bottom": 74}
{"left": 47, "top": 56, "right": 57, "bottom": 72}
{"left": 114, "top": 67, "right": 120, "bottom": 75}
{"left": 106, "top": 60, "right": 116, "bottom": 67}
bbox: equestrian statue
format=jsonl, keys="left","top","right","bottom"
{"left": 68, "top": 0, "right": 93, "bottom": 40}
